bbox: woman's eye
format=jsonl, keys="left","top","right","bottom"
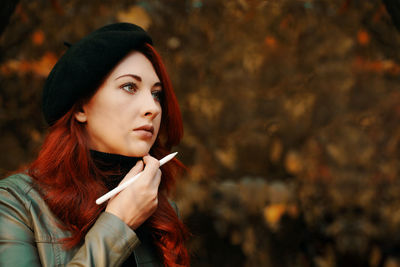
{"left": 121, "top": 82, "right": 137, "bottom": 93}
{"left": 152, "top": 90, "right": 163, "bottom": 102}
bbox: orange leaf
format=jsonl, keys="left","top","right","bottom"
{"left": 263, "top": 204, "right": 286, "bottom": 227}
{"left": 32, "top": 30, "right": 45, "bottom": 45}
{"left": 31, "top": 52, "right": 58, "bottom": 77}
{"left": 0, "top": 52, "right": 58, "bottom": 77}
{"left": 357, "top": 30, "right": 370, "bottom": 45}
{"left": 264, "top": 36, "right": 277, "bottom": 49}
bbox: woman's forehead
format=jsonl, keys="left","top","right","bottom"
{"left": 109, "top": 51, "right": 160, "bottom": 82}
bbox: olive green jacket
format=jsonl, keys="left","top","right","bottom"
{"left": 0, "top": 173, "right": 162, "bottom": 266}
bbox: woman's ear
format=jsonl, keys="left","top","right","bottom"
{"left": 74, "top": 105, "right": 88, "bottom": 123}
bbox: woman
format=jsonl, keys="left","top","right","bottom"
{"left": 0, "top": 23, "right": 189, "bottom": 266}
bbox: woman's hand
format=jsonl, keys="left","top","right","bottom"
{"left": 105, "top": 155, "right": 161, "bottom": 230}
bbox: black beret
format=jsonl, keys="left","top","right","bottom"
{"left": 42, "top": 23, "right": 153, "bottom": 125}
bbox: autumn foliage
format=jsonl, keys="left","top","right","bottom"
{"left": 1, "top": 1, "right": 400, "bottom": 266}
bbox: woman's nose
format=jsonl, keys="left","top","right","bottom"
{"left": 142, "top": 91, "right": 161, "bottom": 118}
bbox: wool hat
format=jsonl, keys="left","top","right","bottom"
{"left": 42, "top": 23, "right": 153, "bottom": 125}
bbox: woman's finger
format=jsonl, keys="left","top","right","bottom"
{"left": 142, "top": 155, "right": 160, "bottom": 170}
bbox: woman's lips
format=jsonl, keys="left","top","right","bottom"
{"left": 133, "top": 125, "right": 154, "bottom": 139}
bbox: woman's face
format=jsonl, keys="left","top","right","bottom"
{"left": 75, "top": 51, "right": 162, "bottom": 157}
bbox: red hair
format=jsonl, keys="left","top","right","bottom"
{"left": 29, "top": 44, "right": 190, "bottom": 266}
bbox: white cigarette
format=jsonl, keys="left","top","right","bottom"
{"left": 95, "top": 152, "right": 178, "bottom": 205}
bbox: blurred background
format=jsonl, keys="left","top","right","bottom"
{"left": 1, "top": 0, "right": 400, "bottom": 266}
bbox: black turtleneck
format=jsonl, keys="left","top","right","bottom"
{"left": 90, "top": 150, "right": 141, "bottom": 191}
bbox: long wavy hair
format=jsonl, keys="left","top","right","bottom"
{"left": 28, "top": 44, "right": 190, "bottom": 266}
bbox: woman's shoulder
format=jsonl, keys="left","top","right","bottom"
{"left": 0, "top": 173, "right": 38, "bottom": 206}
{"left": 0, "top": 173, "right": 37, "bottom": 229}
{"left": 0, "top": 173, "right": 34, "bottom": 194}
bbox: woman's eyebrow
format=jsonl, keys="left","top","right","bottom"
{"left": 115, "top": 74, "right": 141, "bottom": 81}
{"left": 116, "top": 74, "right": 161, "bottom": 87}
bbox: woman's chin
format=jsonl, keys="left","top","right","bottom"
{"left": 122, "top": 146, "right": 152, "bottom": 158}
